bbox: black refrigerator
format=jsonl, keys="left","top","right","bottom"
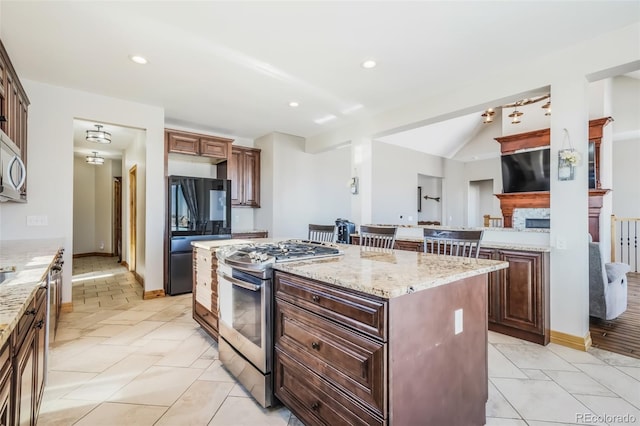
{"left": 167, "top": 176, "right": 232, "bottom": 295}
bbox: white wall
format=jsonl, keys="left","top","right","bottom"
{"left": 122, "top": 131, "right": 147, "bottom": 280}
{"left": 73, "top": 156, "right": 115, "bottom": 255}
{"left": 255, "top": 132, "right": 351, "bottom": 238}
{"left": 371, "top": 140, "right": 443, "bottom": 225}
{"left": 73, "top": 157, "right": 96, "bottom": 254}
{"left": 95, "top": 157, "right": 113, "bottom": 254}
{"left": 417, "top": 174, "right": 442, "bottom": 223}
{"left": 611, "top": 76, "right": 640, "bottom": 219}
{"left": 0, "top": 80, "right": 164, "bottom": 304}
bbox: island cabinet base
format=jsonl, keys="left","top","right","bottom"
{"left": 273, "top": 271, "right": 488, "bottom": 426}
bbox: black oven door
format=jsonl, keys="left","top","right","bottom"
{"left": 218, "top": 264, "right": 271, "bottom": 374}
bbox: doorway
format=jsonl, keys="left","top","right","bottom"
{"left": 129, "top": 165, "right": 137, "bottom": 274}
{"left": 113, "top": 177, "right": 122, "bottom": 263}
{"left": 468, "top": 179, "right": 494, "bottom": 227}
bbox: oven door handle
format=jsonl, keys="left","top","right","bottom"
{"left": 218, "top": 272, "right": 261, "bottom": 292}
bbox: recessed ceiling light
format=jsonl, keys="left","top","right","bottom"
{"left": 130, "top": 55, "right": 148, "bottom": 65}
{"left": 361, "top": 60, "right": 376, "bottom": 69}
{"left": 289, "top": 101, "right": 299, "bottom": 108}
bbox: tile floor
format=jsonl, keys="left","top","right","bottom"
{"left": 39, "top": 256, "right": 640, "bottom": 425}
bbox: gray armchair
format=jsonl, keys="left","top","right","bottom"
{"left": 589, "top": 241, "right": 630, "bottom": 320}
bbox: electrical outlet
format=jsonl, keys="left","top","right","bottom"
{"left": 99, "top": 241, "right": 105, "bottom": 250}
{"left": 454, "top": 309, "right": 463, "bottom": 335}
{"left": 26, "top": 215, "right": 48, "bottom": 226}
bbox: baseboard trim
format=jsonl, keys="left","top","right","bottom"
{"left": 550, "top": 330, "right": 592, "bottom": 352}
{"left": 143, "top": 289, "right": 165, "bottom": 300}
{"left": 133, "top": 271, "right": 144, "bottom": 287}
{"left": 73, "top": 252, "right": 114, "bottom": 258}
{"left": 60, "top": 302, "right": 73, "bottom": 313}
{"left": 121, "top": 260, "right": 129, "bottom": 269}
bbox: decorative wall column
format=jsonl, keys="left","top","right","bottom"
{"left": 549, "top": 76, "right": 591, "bottom": 346}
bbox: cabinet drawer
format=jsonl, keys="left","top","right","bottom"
{"left": 275, "top": 348, "right": 384, "bottom": 426}
{"left": 199, "top": 138, "right": 228, "bottom": 159}
{"left": 194, "top": 301, "right": 218, "bottom": 332}
{"left": 394, "top": 240, "right": 422, "bottom": 252}
{"left": 274, "top": 273, "right": 387, "bottom": 341}
{"left": 275, "top": 300, "right": 386, "bottom": 416}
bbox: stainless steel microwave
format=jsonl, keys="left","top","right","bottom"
{"left": 0, "top": 129, "right": 26, "bottom": 202}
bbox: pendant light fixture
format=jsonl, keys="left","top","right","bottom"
{"left": 508, "top": 107, "right": 523, "bottom": 124}
{"left": 86, "top": 124, "right": 111, "bottom": 144}
{"left": 481, "top": 108, "right": 495, "bottom": 124}
{"left": 86, "top": 151, "right": 105, "bottom": 165}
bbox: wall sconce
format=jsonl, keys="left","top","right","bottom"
{"left": 349, "top": 177, "right": 358, "bottom": 194}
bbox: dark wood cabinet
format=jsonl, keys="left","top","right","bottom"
{"left": 165, "top": 129, "right": 233, "bottom": 162}
{"left": 274, "top": 271, "right": 388, "bottom": 425}
{"left": 0, "top": 340, "right": 12, "bottom": 426}
{"left": 351, "top": 236, "right": 550, "bottom": 345}
{"left": 167, "top": 131, "right": 199, "bottom": 155}
{"left": 13, "top": 288, "right": 44, "bottom": 426}
{"left": 0, "top": 39, "right": 30, "bottom": 200}
{"left": 12, "top": 287, "right": 47, "bottom": 426}
{"left": 274, "top": 270, "right": 489, "bottom": 426}
{"left": 484, "top": 249, "right": 550, "bottom": 345}
{"left": 478, "top": 248, "right": 500, "bottom": 324}
{"left": 192, "top": 247, "right": 219, "bottom": 341}
{"left": 228, "top": 146, "right": 260, "bottom": 207}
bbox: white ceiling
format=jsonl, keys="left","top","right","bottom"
{"left": 1, "top": 1, "right": 639, "bottom": 157}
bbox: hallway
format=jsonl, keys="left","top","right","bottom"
{"left": 39, "top": 256, "right": 640, "bottom": 425}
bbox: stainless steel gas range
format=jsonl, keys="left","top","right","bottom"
{"left": 216, "top": 239, "right": 343, "bottom": 407}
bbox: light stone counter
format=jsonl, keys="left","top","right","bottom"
{"left": 353, "top": 235, "right": 551, "bottom": 253}
{"left": 272, "top": 244, "right": 509, "bottom": 299}
{"left": 0, "top": 239, "right": 63, "bottom": 347}
{"left": 191, "top": 239, "right": 253, "bottom": 250}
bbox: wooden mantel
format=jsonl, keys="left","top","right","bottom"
{"left": 494, "top": 117, "right": 613, "bottom": 241}
{"left": 495, "top": 189, "right": 610, "bottom": 241}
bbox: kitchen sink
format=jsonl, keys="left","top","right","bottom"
{"left": 0, "top": 266, "right": 17, "bottom": 284}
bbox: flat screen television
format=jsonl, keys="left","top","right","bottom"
{"left": 501, "top": 148, "right": 550, "bottom": 193}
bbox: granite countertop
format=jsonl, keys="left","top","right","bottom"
{"left": 191, "top": 239, "right": 253, "bottom": 250}
{"left": 351, "top": 234, "right": 550, "bottom": 253}
{"left": 272, "top": 244, "right": 509, "bottom": 299}
{"left": 367, "top": 223, "right": 550, "bottom": 233}
{"left": 0, "top": 239, "right": 64, "bottom": 347}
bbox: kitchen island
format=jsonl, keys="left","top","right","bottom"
{"left": 271, "top": 244, "right": 508, "bottom": 426}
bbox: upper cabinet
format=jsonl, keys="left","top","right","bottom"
{"left": 0, "top": 39, "right": 30, "bottom": 199}
{"left": 229, "top": 146, "right": 260, "bottom": 208}
{"left": 165, "top": 129, "right": 232, "bottom": 162}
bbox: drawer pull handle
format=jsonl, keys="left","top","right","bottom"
{"left": 311, "top": 341, "right": 320, "bottom": 350}
{"left": 311, "top": 402, "right": 320, "bottom": 411}
{"left": 311, "top": 295, "right": 320, "bottom": 302}
{"left": 25, "top": 309, "right": 37, "bottom": 316}
{"left": 35, "top": 320, "right": 44, "bottom": 329}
